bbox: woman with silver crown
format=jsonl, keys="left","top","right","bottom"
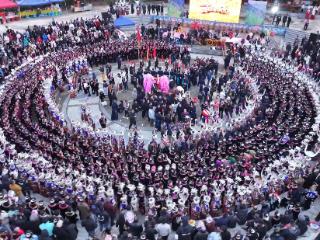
{"left": 177, "top": 187, "right": 189, "bottom": 215}
{"left": 190, "top": 195, "right": 201, "bottom": 220}
{"left": 147, "top": 196, "right": 157, "bottom": 217}
{"left": 211, "top": 190, "right": 222, "bottom": 217}
{"left": 86, "top": 183, "right": 96, "bottom": 204}
{"left": 137, "top": 183, "right": 146, "bottom": 214}
{"left": 119, "top": 194, "right": 128, "bottom": 211}
{"left": 201, "top": 195, "right": 211, "bottom": 218}
{"left": 130, "top": 194, "right": 139, "bottom": 213}
{"left": 65, "top": 178, "right": 74, "bottom": 197}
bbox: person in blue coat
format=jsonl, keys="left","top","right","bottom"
{"left": 111, "top": 101, "right": 119, "bottom": 121}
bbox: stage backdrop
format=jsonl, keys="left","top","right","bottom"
{"left": 245, "top": 0, "right": 267, "bottom": 25}
{"left": 189, "top": 0, "right": 242, "bottom": 23}
{"left": 168, "top": 0, "right": 185, "bottom": 17}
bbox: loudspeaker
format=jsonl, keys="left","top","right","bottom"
{"left": 309, "top": 33, "right": 320, "bottom": 43}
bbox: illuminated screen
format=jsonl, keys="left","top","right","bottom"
{"left": 189, "top": 0, "right": 242, "bottom": 23}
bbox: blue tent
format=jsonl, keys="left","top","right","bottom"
{"left": 114, "top": 16, "right": 135, "bottom": 28}
{"left": 17, "top": 0, "right": 51, "bottom": 6}
{"left": 17, "top": 0, "right": 64, "bottom": 6}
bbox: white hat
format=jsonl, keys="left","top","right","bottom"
{"left": 166, "top": 198, "right": 173, "bottom": 205}
{"left": 137, "top": 183, "right": 145, "bottom": 191}
{"left": 203, "top": 195, "right": 211, "bottom": 203}
{"left": 120, "top": 195, "right": 127, "bottom": 202}
{"left": 145, "top": 164, "right": 150, "bottom": 171}
{"left": 157, "top": 188, "right": 163, "bottom": 195}
{"left": 124, "top": 211, "right": 135, "bottom": 224}
{"left": 191, "top": 188, "right": 198, "bottom": 195}
{"left": 173, "top": 186, "right": 180, "bottom": 193}
{"left": 167, "top": 201, "right": 176, "bottom": 211}
{"left": 148, "top": 187, "right": 154, "bottom": 194}
{"left": 106, "top": 188, "right": 114, "bottom": 197}
{"left": 164, "top": 189, "right": 170, "bottom": 195}
{"left": 182, "top": 187, "right": 189, "bottom": 194}
{"left": 193, "top": 196, "right": 200, "bottom": 204}
{"left": 238, "top": 186, "right": 246, "bottom": 196}
{"left": 200, "top": 185, "right": 208, "bottom": 192}
{"left": 56, "top": 220, "right": 63, "bottom": 228}
{"left": 178, "top": 198, "right": 185, "bottom": 206}
{"left": 127, "top": 184, "right": 136, "bottom": 191}
{"left": 148, "top": 197, "right": 155, "bottom": 207}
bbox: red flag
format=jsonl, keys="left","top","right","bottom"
{"left": 153, "top": 48, "right": 157, "bottom": 59}
{"left": 136, "top": 28, "right": 142, "bottom": 43}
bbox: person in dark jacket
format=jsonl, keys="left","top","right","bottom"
{"left": 247, "top": 228, "right": 260, "bottom": 240}
{"left": 52, "top": 221, "right": 69, "bottom": 240}
{"left": 65, "top": 223, "right": 78, "bottom": 240}
{"left": 247, "top": 206, "right": 259, "bottom": 221}
{"left": 282, "top": 15, "right": 288, "bottom": 27}
{"left": 97, "top": 212, "right": 111, "bottom": 234}
{"left": 270, "top": 227, "right": 285, "bottom": 240}
{"left": 116, "top": 209, "right": 126, "bottom": 235}
{"left": 215, "top": 214, "right": 229, "bottom": 227}
{"left": 227, "top": 213, "right": 238, "bottom": 228}
{"left": 129, "top": 110, "right": 136, "bottom": 129}
{"left": 111, "top": 101, "right": 118, "bottom": 121}
{"left": 81, "top": 216, "right": 97, "bottom": 238}
{"left": 39, "top": 230, "right": 50, "bottom": 240}
{"left": 128, "top": 218, "right": 143, "bottom": 237}
{"left": 176, "top": 216, "right": 194, "bottom": 240}
{"left": 117, "top": 55, "right": 122, "bottom": 69}
{"left": 297, "top": 216, "right": 308, "bottom": 235}
{"left": 272, "top": 211, "right": 281, "bottom": 226}
{"left": 287, "top": 16, "right": 292, "bottom": 27}
{"left": 220, "top": 226, "right": 231, "bottom": 240}
{"left": 1, "top": 175, "right": 10, "bottom": 191}
{"left": 280, "top": 227, "right": 299, "bottom": 240}
{"left": 144, "top": 220, "right": 157, "bottom": 240}
{"left": 236, "top": 205, "right": 249, "bottom": 225}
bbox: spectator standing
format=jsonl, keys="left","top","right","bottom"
{"left": 155, "top": 218, "right": 172, "bottom": 239}
{"left": 282, "top": 15, "right": 288, "bottom": 27}
{"left": 81, "top": 216, "right": 97, "bottom": 238}
{"left": 287, "top": 15, "right": 292, "bottom": 27}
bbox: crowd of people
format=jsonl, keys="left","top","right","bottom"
{"left": 283, "top": 34, "right": 320, "bottom": 80}
{"left": 272, "top": 15, "right": 292, "bottom": 28}
{"left": 98, "top": 55, "right": 253, "bottom": 133}
{"left": 0, "top": 12, "right": 319, "bottom": 240}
